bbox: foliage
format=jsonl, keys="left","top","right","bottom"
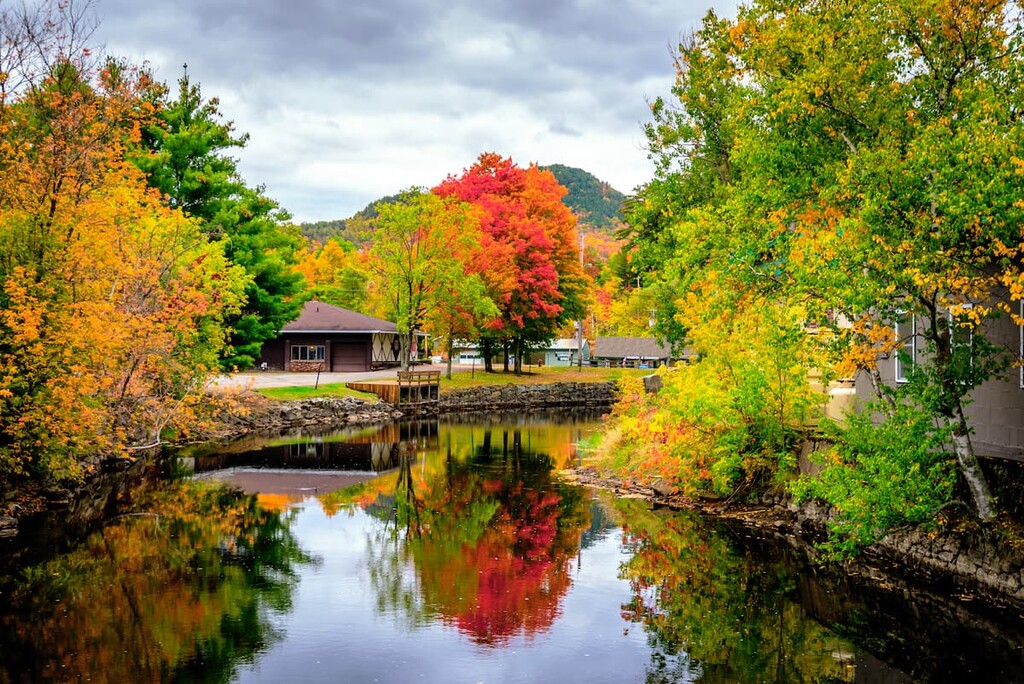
{"left": 435, "top": 153, "right": 590, "bottom": 372}
{"left": 604, "top": 0, "right": 1024, "bottom": 536}
{"left": 131, "top": 70, "right": 306, "bottom": 370}
{"left": 292, "top": 236, "right": 370, "bottom": 312}
{"left": 792, "top": 399, "right": 957, "bottom": 560}
{"left": 598, "top": 300, "right": 816, "bottom": 498}
{"left": 367, "top": 189, "right": 487, "bottom": 369}
{"left": 0, "top": 4, "right": 247, "bottom": 484}
{"left": 298, "top": 191, "right": 407, "bottom": 247}
{"left": 0, "top": 480, "right": 310, "bottom": 683}
{"left": 541, "top": 163, "right": 625, "bottom": 231}
{"left": 614, "top": 498, "right": 862, "bottom": 682}
{"left": 352, "top": 424, "right": 592, "bottom": 646}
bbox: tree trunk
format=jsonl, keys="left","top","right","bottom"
{"left": 950, "top": 407, "right": 996, "bottom": 522}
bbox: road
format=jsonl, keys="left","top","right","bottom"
{"left": 209, "top": 369, "right": 402, "bottom": 390}
{"left": 209, "top": 365, "right": 470, "bottom": 390}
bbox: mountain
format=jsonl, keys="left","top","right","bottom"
{"left": 300, "top": 166, "right": 625, "bottom": 245}
{"left": 540, "top": 164, "right": 626, "bottom": 232}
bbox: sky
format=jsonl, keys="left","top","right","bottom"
{"left": 98, "top": 0, "right": 737, "bottom": 223}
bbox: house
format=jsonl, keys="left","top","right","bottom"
{"left": 258, "top": 300, "right": 412, "bottom": 372}
{"left": 858, "top": 306, "right": 1024, "bottom": 461}
{"left": 592, "top": 336, "right": 683, "bottom": 368}
{"left": 535, "top": 338, "right": 591, "bottom": 367}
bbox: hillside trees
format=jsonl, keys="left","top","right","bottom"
{"left": 131, "top": 71, "right": 305, "bottom": 369}
{"left": 0, "top": 1, "right": 247, "bottom": 485}
{"left": 612, "top": 0, "right": 1024, "bottom": 540}
{"left": 435, "top": 153, "right": 589, "bottom": 372}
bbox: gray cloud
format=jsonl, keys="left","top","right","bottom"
{"left": 97, "top": 0, "right": 736, "bottom": 221}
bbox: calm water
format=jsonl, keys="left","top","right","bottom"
{"left": 2, "top": 412, "right": 1023, "bottom": 683}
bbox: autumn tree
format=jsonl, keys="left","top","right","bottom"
{"left": 435, "top": 153, "right": 589, "bottom": 372}
{"left": 367, "top": 189, "right": 487, "bottom": 370}
{"left": 293, "top": 236, "right": 370, "bottom": 312}
{"left": 613, "top": 0, "right": 1024, "bottom": 543}
{"left": 131, "top": 70, "right": 305, "bottom": 369}
{"left": 0, "top": 1, "right": 247, "bottom": 485}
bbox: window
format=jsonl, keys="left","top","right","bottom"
{"left": 291, "top": 345, "right": 325, "bottom": 362}
{"left": 894, "top": 314, "right": 916, "bottom": 383}
{"left": 948, "top": 305, "right": 974, "bottom": 369}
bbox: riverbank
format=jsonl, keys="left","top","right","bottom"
{"left": 563, "top": 464, "right": 1024, "bottom": 618}
{"left": 7, "top": 378, "right": 1023, "bottom": 620}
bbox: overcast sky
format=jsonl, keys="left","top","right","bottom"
{"left": 98, "top": 0, "right": 737, "bottom": 223}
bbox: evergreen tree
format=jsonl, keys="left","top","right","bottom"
{"left": 131, "top": 69, "right": 305, "bottom": 369}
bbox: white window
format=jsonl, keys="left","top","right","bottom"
{"left": 894, "top": 314, "right": 916, "bottom": 383}
{"left": 291, "top": 345, "right": 325, "bottom": 362}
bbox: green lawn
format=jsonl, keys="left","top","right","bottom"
{"left": 258, "top": 384, "right": 380, "bottom": 402}
{"left": 436, "top": 364, "right": 644, "bottom": 390}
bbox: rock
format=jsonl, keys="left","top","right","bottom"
{"left": 0, "top": 515, "right": 17, "bottom": 539}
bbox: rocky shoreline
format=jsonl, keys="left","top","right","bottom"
{"left": 564, "top": 465, "right": 1024, "bottom": 617}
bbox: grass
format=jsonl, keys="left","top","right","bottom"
{"left": 255, "top": 365, "right": 649, "bottom": 400}
{"left": 258, "top": 384, "right": 380, "bottom": 402}
{"left": 436, "top": 364, "right": 645, "bottom": 391}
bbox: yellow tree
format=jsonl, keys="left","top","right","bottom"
{"left": 293, "top": 236, "right": 370, "bottom": 312}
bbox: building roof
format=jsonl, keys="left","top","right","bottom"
{"left": 594, "top": 336, "right": 672, "bottom": 359}
{"left": 281, "top": 300, "right": 398, "bottom": 333}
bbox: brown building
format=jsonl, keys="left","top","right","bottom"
{"left": 258, "top": 300, "right": 404, "bottom": 372}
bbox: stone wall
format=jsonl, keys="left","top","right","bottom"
{"left": 197, "top": 396, "right": 403, "bottom": 442}
{"left": 438, "top": 381, "right": 618, "bottom": 414}
{"left": 288, "top": 360, "right": 325, "bottom": 372}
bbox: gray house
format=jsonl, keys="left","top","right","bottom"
{"left": 259, "top": 301, "right": 407, "bottom": 372}
{"left": 536, "top": 338, "right": 591, "bottom": 367}
{"left": 858, "top": 307, "right": 1024, "bottom": 461}
{"left": 593, "top": 336, "right": 680, "bottom": 368}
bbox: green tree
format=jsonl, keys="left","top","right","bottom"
{"left": 368, "top": 189, "right": 484, "bottom": 369}
{"left": 131, "top": 70, "right": 305, "bottom": 369}
{"left": 616, "top": 0, "right": 1024, "bottom": 541}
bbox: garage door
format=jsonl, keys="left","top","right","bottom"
{"left": 331, "top": 340, "right": 368, "bottom": 371}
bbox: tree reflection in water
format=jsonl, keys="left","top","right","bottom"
{"left": 614, "top": 498, "right": 860, "bottom": 684}
{"left": 361, "top": 425, "right": 591, "bottom": 647}
{"left": 0, "top": 482, "right": 312, "bottom": 684}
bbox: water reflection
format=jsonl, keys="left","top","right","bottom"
{"left": 615, "top": 498, "right": 862, "bottom": 683}
{"left": 334, "top": 423, "right": 593, "bottom": 646}
{"left": 2, "top": 414, "right": 1023, "bottom": 683}
{"left": 0, "top": 482, "right": 311, "bottom": 683}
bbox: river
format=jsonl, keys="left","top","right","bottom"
{"left": 1, "top": 411, "right": 1022, "bottom": 683}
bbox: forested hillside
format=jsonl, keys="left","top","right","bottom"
{"left": 300, "top": 166, "right": 624, "bottom": 245}
{"left": 540, "top": 164, "right": 625, "bottom": 232}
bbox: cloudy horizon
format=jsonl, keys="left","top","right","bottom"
{"left": 98, "top": 0, "right": 737, "bottom": 222}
